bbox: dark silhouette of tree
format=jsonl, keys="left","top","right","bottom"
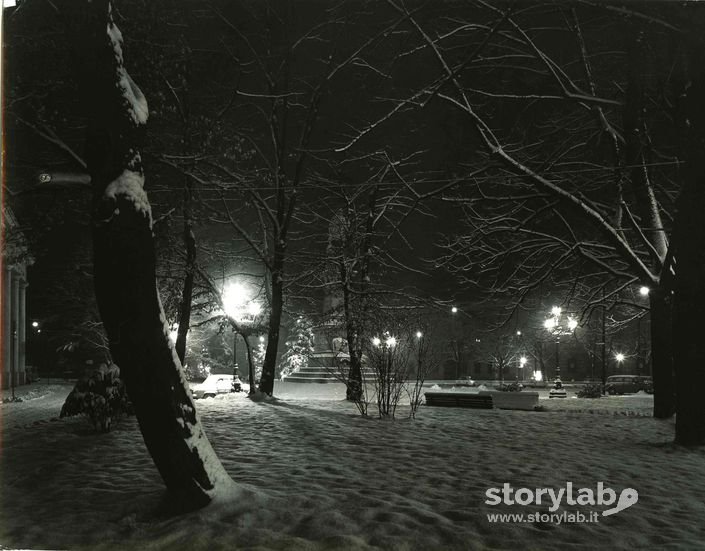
{"left": 79, "top": 0, "right": 232, "bottom": 508}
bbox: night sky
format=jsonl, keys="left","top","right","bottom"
{"left": 3, "top": 0, "right": 701, "bottom": 374}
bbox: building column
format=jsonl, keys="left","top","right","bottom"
{"left": 2, "top": 268, "right": 12, "bottom": 390}
{"left": 19, "top": 280, "right": 27, "bottom": 384}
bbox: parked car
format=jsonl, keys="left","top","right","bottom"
{"left": 604, "top": 375, "right": 652, "bottom": 395}
{"left": 192, "top": 374, "right": 241, "bottom": 399}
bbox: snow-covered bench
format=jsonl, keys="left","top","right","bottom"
{"left": 424, "top": 392, "right": 493, "bottom": 409}
{"left": 478, "top": 390, "right": 539, "bottom": 411}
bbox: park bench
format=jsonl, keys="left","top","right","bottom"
{"left": 479, "top": 390, "right": 540, "bottom": 410}
{"left": 424, "top": 392, "right": 493, "bottom": 409}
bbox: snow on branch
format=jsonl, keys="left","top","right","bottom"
{"left": 107, "top": 8, "right": 149, "bottom": 126}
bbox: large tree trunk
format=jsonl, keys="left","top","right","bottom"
{"left": 242, "top": 334, "right": 256, "bottom": 395}
{"left": 175, "top": 192, "right": 196, "bottom": 365}
{"left": 343, "top": 187, "right": 378, "bottom": 401}
{"left": 622, "top": 31, "right": 675, "bottom": 419}
{"left": 673, "top": 60, "right": 705, "bottom": 445}
{"left": 649, "top": 288, "right": 675, "bottom": 419}
{"left": 343, "top": 280, "right": 363, "bottom": 402}
{"left": 175, "top": 110, "right": 196, "bottom": 364}
{"left": 82, "top": 0, "right": 233, "bottom": 508}
{"left": 259, "top": 251, "right": 284, "bottom": 395}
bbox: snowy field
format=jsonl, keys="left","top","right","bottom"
{"left": 1, "top": 382, "right": 704, "bottom": 550}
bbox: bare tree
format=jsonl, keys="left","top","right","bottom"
{"left": 342, "top": 2, "right": 688, "bottom": 422}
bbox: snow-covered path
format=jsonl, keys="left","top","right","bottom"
{"left": 0, "top": 383, "right": 73, "bottom": 429}
{"left": 1, "top": 383, "right": 704, "bottom": 550}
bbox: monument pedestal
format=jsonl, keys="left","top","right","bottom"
{"left": 284, "top": 324, "right": 348, "bottom": 383}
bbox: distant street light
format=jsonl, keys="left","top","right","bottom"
{"left": 32, "top": 321, "right": 39, "bottom": 328}
{"left": 639, "top": 286, "right": 650, "bottom": 297}
{"left": 615, "top": 352, "right": 625, "bottom": 371}
{"left": 451, "top": 306, "right": 458, "bottom": 314}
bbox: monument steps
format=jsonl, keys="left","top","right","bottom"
{"left": 284, "top": 364, "right": 377, "bottom": 384}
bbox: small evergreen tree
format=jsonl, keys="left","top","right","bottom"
{"left": 253, "top": 336, "right": 266, "bottom": 381}
{"left": 60, "top": 363, "right": 133, "bottom": 432}
{"left": 279, "top": 317, "right": 315, "bottom": 378}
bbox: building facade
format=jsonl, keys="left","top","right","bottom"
{"left": 2, "top": 207, "right": 31, "bottom": 390}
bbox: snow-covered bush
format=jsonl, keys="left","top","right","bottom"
{"left": 59, "top": 363, "right": 133, "bottom": 432}
{"left": 576, "top": 382, "right": 603, "bottom": 398}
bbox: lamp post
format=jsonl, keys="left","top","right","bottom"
{"left": 223, "top": 283, "right": 262, "bottom": 392}
{"left": 519, "top": 355, "right": 527, "bottom": 382}
{"left": 416, "top": 330, "right": 423, "bottom": 380}
{"left": 543, "top": 307, "right": 577, "bottom": 380}
{"left": 372, "top": 333, "right": 397, "bottom": 416}
{"left": 223, "top": 283, "right": 247, "bottom": 378}
{"left": 638, "top": 286, "right": 649, "bottom": 376}
{"left": 451, "top": 306, "right": 460, "bottom": 380}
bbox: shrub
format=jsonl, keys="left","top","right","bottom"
{"left": 576, "top": 382, "right": 603, "bottom": 398}
{"left": 60, "top": 363, "right": 133, "bottom": 432}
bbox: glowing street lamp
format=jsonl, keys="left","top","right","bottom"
{"left": 615, "top": 352, "right": 625, "bottom": 370}
{"left": 639, "top": 286, "right": 650, "bottom": 297}
{"left": 223, "top": 283, "right": 248, "bottom": 318}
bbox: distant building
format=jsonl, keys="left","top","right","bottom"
{"left": 2, "top": 207, "right": 32, "bottom": 390}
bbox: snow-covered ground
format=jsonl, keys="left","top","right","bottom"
{"left": 1, "top": 381, "right": 703, "bottom": 550}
